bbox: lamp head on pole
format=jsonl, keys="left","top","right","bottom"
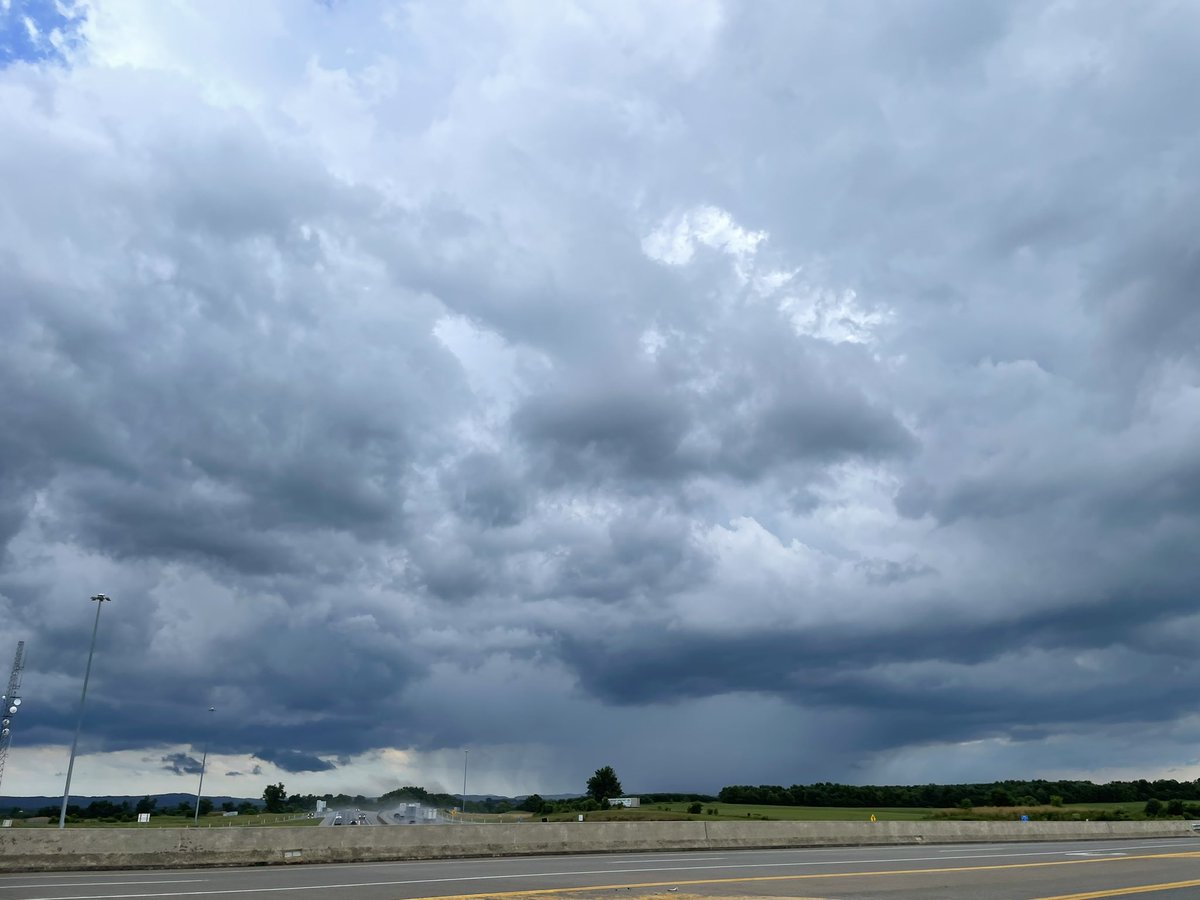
{"left": 91, "top": 594, "right": 111, "bottom": 603}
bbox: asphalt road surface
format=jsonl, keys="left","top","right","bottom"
{"left": 3, "top": 838, "right": 1199, "bottom": 900}
{"left": 318, "top": 809, "right": 380, "bottom": 827}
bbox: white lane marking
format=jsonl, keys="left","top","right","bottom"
{"left": 939, "top": 846, "right": 1006, "bottom": 852}
{"left": 0, "top": 884, "right": 205, "bottom": 891}
{"left": 4, "top": 838, "right": 1195, "bottom": 884}
{"left": 13, "top": 848, "right": 1192, "bottom": 900}
{"left": 601, "top": 857, "right": 727, "bottom": 864}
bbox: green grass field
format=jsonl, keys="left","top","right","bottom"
{"left": 576, "top": 801, "right": 931, "bottom": 825}
{"left": 11, "top": 814, "right": 320, "bottom": 828}
{"left": 1064, "top": 801, "right": 1147, "bottom": 812}
{"left": 650, "top": 801, "right": 932, "bottom": 821}
{"left": 466, "top": 803, "right": 932, "bottom": 823}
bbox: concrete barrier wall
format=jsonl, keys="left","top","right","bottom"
{"left": 1, "top": 820, "right": 1194, "bottom": 872}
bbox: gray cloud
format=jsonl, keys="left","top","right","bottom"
{"left": 161, "top": 753, "right": 203, "bottom": 776}
{"left": 254, "top": 751, "right": 336, "bottom": 774}
{"left": 2, "top": 0, "right": 1199, "bottom": 797}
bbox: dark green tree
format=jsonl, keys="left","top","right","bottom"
{"left": 263, "top": 782, "right": 287, "bottom": 813}
{"left": 199, "top": 798, "right": 214, "bottom": 816}
{"left": 586, "top": 766, "right": 623, "bottom": 803}
{"left": 520, "top": 794, "right": 547, "bottom": 813}
{"left": 1144, "top": 798, "right": 1163, "bottom": 817}
{"left": 135, "top": 795, "right": 157, "bottom": 814}
{"left": 989, "top": 788, "right": 1016, "bottom": 807}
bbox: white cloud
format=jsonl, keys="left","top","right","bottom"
{"left": 780, "top": 286, "right": 891, "bottom": 345}
{"left": 642, "top": 205, "right": 766, "bottom": 274}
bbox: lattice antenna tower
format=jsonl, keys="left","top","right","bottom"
{"left": 0, "top": 640, "right": 26, "bottom": 796}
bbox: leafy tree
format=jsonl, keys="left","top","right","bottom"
{"left": 1167, "top": 799, "right": 1185, "bottom": 816}
{"left": 1049, "top": 795, "right": 1064, "bottom": 807}
{"left": 263, "top": 782, "right": 287, "bottom": 813}
{"left": 1144, "top": 798, "right": 1163, "bottom": 817}
{"left": 382, "top": 786, "right": 431, "bottom": 802}
{"left": 687, "top": 802, "right": 703, "bottom": 814}
{"left": 520, "top": 794, "right": 547, "bottom": 813}
{"left": 135, "top": 796, "right": 157, "bottom": 815}
{"left": 587, "top": 766, "right": 623, "bottom": 803}
{"left": 989, "top": 788, "right": 1015, "bottom": 807}
{"left": 199, "top": 798, "right": 214, "bottom": 816}
{"left": 221, "top": 801, "right": 237, "bottom": 812}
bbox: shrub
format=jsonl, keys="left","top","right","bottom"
{"left": 687, "top": 802, "right": 703, "bottom": 814}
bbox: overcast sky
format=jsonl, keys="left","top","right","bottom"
{"left": 2, "top": 0, "right": 1199, "bottom": 802}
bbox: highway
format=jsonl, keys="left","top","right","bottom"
{"left": 317, "top": 808, "right": 380, "bottom": 827}
{"left": 2, "top": 838, "right": 1199, "bottom": 899}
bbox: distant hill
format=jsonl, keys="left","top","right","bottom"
{"left": 1, "top": 791, "right": 591, "bottom": 814}
{"left": 0, "top": 794, "right": 262, "bottom": 812}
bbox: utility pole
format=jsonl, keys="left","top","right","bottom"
{"left": 461, "top": 749, "right": 468, "bottom": 824}
{"left": 60, "top": 594, "right": 111, "bottom": 829}
{"left": 0, "top": 641, "right": 26, "bottom": 797}
{"left": 194, "top": 706, "right": 216, "bottom": 824}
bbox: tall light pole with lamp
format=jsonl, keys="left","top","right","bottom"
{"left": 59, "top": 594, "right": 111, "bottom": 829}
{"left": 461, "top": 749, "right": 469, "bottom": 824}
{"left": 194, "top": 706, "right": 216, "bottom": 824}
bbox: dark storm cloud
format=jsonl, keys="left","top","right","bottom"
{"left": 161, "top": 753, "right": 203, "bottom": 776}
{"left": 254, "top": 750, "right": 336, "bottom": 774}
{"left": 440, "top": 453, "right": 528, "bottom": 529}
{"left": 2, "top": 0, "right": 1200, "bottom": 796}
{"left": 515, "top": 330, "right": 913, "bottom": 486}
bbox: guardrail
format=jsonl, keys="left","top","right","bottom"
{"left": 1, "top": 819, "right": 1196, "bottom": 872}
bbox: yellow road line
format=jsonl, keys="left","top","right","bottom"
{"left": 422, "top": 850, "right": 1200, "bottom": 900}
{"left": 1031, "top": 878, "right": 1200, "bottom": 899}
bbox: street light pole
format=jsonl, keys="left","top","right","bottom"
{"left": 194, "top": 706, "right": 216, "bottom": 825}
{"left": 59, "top": 594, "right": 110, "bottom": 829}
{"left": 461, "top": 749, "right": 468, "bottom": 824}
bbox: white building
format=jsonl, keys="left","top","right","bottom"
{"left": 611, "top": 797, "right": 640, "bottom": 808}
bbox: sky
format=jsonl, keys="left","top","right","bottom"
{"left": 1, "top": 0, "right": 1199, "bottom": 803}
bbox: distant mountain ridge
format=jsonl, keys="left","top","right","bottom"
{"left": 0, "top": 791, "right": 590, "bottom": 813}
{"left": 0, "top": 794, "right": 262, "bottom": 811}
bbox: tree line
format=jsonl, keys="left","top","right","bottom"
{"left": 21, "top": 795, "right": 264, "bottom": 823}
{"left": 718, "top": 778, "right": 1200, "bottom": 808}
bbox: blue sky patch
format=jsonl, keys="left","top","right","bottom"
{"left": 0, "top": 0, "right": 86, "bottom": 66}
